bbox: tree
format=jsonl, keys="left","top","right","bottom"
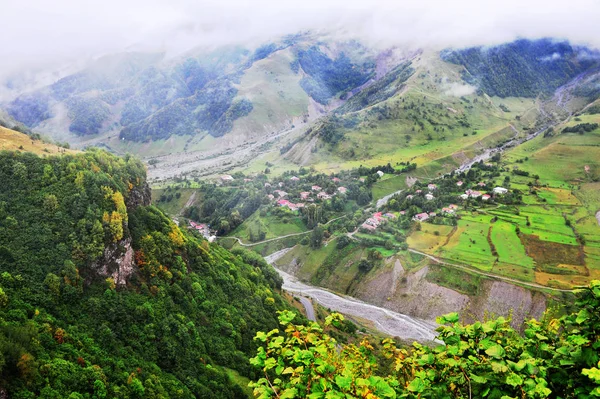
{"left": 358, "top": 259, "right": 373, "bottom": 272}
{"left": 310, "top": 226, "right": 324, "bottom": 249}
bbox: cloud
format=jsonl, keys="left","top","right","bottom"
{"left": 1, "top": 0, "right": 600, "bottom": 90}
{"left": 443, "top": 82, "right": 477, "bottom": 97}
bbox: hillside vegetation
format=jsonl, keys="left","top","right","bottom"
{"left": 0, "top": 148, "right": 289, "bottom": 398}
{"left": 250, "top": 281, "right": 600, "bottom": 398}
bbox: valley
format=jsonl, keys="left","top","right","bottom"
{"left": 1, "top": 30, "right": 600, "bottom": 398}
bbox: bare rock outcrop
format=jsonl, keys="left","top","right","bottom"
{"left": 92, "top": 238, "right": 136, "bottom": 287}
{"left": 353, "top": 260, "right": 470, "bottom": 320}
{"left": 126, "top": 182, "right": 152, "bottom": 210}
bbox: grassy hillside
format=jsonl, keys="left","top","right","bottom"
{"left": 0, "top": 126, "right": 77, "bottom": 156}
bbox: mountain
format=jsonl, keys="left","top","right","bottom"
{"left": 0, "top": 131, "right": 290, "bottom": 397}
{"left": 7, "top": 37, "right": 593, "bottom": 184}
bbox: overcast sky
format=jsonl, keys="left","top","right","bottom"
{"left": 2, "top": 0, "right": 600, "bottom": 79}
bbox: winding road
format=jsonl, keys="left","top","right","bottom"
{"left": 265, "top": 248, "right": 438, "bottom": 341}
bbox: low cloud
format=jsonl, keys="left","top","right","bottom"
{"left": 1, "top": 0, "right": 600, "bottom": 93}
{"left": 443, "top": 82, "right": 477, "bottom": 97}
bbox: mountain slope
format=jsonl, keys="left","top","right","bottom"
{"left": 0, "top": 145, "right": 288, "bottom": 397}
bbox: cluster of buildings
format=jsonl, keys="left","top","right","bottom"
{"left": 361, "top": 211, "right": 396, "bottom": 231}
{"left": 189, "top": 221, "right": 216, "bottom": 242}
{"left": 267, "top": 177, "right": 351, "bottom": 212}
{"left": 458, "top": 186, "right": 507, "bottom": 201}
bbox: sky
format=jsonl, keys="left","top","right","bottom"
{"left": 1, "top": 0, "right": 600, "bottom": 82}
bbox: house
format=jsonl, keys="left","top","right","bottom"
{"left": 361, "top": 223, "right": 377, "bottom": 231}
{"left": 425, "top": 193, "right": 435, "bottom": 201}
{"left": 477, "top": 182, "right": 486, "bottom": 187}
{"left": 376, "top": 170, "right": 384, "bottom": 177}
{"left": 332, "top": 177, "right": 341, "bottom": 183}
{"left": 482, "top": 194, "right": 491, "bottom": 200}
{"left": 373, "top": 212, "right": 383, "bottom": 220}
{"left": 442, "top": 207, "right": 455, "bottom": 214}
{"left": 300, "top": 192, "right": 311, "bottom": 200}
{"left": 406, "top": 195, "right": 414, "bottom": 200}
{"left": 468, "top": 190, "right": 482, "bottom": 198}
{"left": 278, "top": 182, "right": 284, "bottom": 187}
{"left": 189, "top": 221, "right": 211, "bottom": 239}
{"left": 429, "top": 212, "right": 437, "bottom": 217}
{"left": 277, "top": 199, "right": 300, "bottom": 211}
{"left": 337, "top": 186, "right": 348, "bottom": 194}
{"left": 221, "top": 175, "right": 234, "bottom": 181}
{"left": 273, "top": 190, "right": 288, "bottom": 198}
{"left": 359, "top": 178, "right": 365, "bottom": 182}
{"left": 244, "top": 178, "right": 252, "bottom": 183}
{"left": 428, "top": 184, "right": 437, "bottom": 191}
{"left": 493, "top": 187, "right": 508, "bottom": 195}
{"left": 290, "top": 176, "right": 300, "bottom": 181}
{"left": 456, "top": 181, "right": 464, "bottom": 187}
{"left": 277, "top": 199, "right": 291, "bottom": 207}
{"left": 362, "top": 216, "right": 381, "bottom": 230}
{"left": 312, "top": 185, "right": 322, "bottom": 191}
{"left": 383, "top": 213, "right": 396, "bottom": 219}
{"left": 264, "top": 182, "right": 271, "bottom": 188}
{"left": 399, "top": 210, "right": 406, "bottom": 215}
{"left": 413, "top": 212, "right": 430, "bottom": 222}
{"left": 416, "top": 189, "right": 422, "bottom": 194}
{"left": 460, "top": 194, "right": 469, "bottom": 200}
{"left": 317, "top": 192, "right": 331, "bottom": 200}
{"left": 267, "top": 194, "right": 275, "bottom": 200}
{"left": 448, "top": 204, "right": 459, "bottom": 210}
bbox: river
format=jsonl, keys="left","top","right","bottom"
{"left": 265, "top": 249, "right": 438, "bottom": 342}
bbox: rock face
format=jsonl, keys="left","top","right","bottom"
{"left": 284, "top": 253, "right": 547, "bottom": 329}
{"left": 126, "top": 182, "right": 152, "bottom": 210}
{"left": 90, "top": 182, "right": 150, "bottom": 286}
{"left": 353, "top": 261, "right": 471, "bottom": 321}
{"left": 92, "top": 238, "right": 136, "bottom": 287}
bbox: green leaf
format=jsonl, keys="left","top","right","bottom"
{"left": 505, "top": 373, "right": 523, "bottom": 387}
{"left": 407, "top": 378, "right": 425, "bottom": 393}
{"left": 576, "top": 309, "right": 590, "bottom": 324}
{"left": 280, "top": 388, "right": 298, "bottom": 399}
{"left": 583, "top": 367, "right": 600, "bottom": 383}
{"left": 437, "top": 312, "right": 459, "bottom": 324}
{"left": 335, "top": 375, "right": 353, "bottom": 390}
{"left": 485, "top": 344, "right": 506, "bottom": 359}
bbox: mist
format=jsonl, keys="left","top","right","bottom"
{"left": 2, "top": 0, "right": 599, "bottom": 92}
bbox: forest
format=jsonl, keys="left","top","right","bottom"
{"left": 0, "top": 149, "right": 289, "bottom": 398}
{"left": 443, "top": 39, "right": 598, "bottom": 97}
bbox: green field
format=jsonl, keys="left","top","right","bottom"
{"left": 229, "top": 211, "right": 308, "bottom": 243}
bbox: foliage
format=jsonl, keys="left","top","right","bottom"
{"left": 0, "top": 148, "right": 290, "bottom": 398}
{"left": 250, "top": 281, "right": 600, "bottom": 398}
{"left": 562, "top": 122, "right": 599, "bottom": 134}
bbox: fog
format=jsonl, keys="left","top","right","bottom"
{"left": 1, "top": 0, "right": 599, "bottom": 88}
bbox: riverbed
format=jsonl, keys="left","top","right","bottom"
{"left": 266, "top": 248, "right": 438, "bottom": 342}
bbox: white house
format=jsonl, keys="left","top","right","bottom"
{"left": 221, "top": 175, "right": 234, "bottom": 181}
{"left": 427, "top": 184, "right": 437, "bottom": 191}
{"left": 376, "top": 171, "right": 384, "bottom": 177}
{"left": 493, "top": 187, "right": 508, "bottom": 195}
{"left": 425, "top": 193, "right": 435, "bottom": 200}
